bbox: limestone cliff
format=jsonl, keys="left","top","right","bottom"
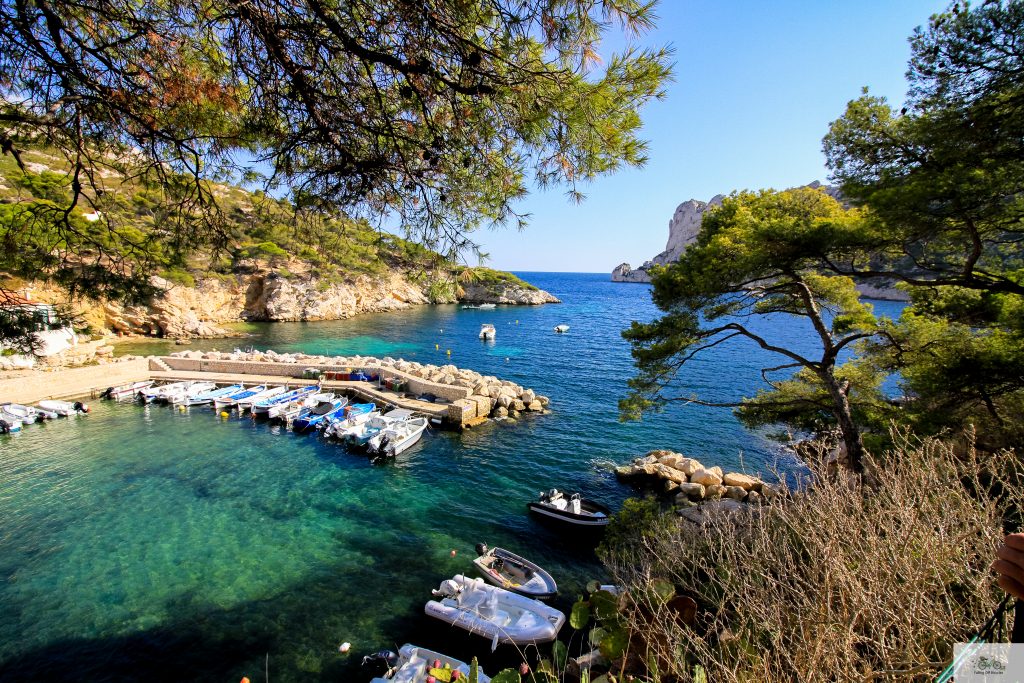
{"left": 612, "top": 183, "right": 908, "bottom": 301}
{"left": 79, "top": 269, "right": 558, "bottom": 339}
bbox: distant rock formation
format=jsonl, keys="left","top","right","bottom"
{"left": 611, "top": 182, "right": 908, "bottom": 301}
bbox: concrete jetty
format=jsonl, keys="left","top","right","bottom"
{"left": 0, "top": 350, "right": 550, "bottom": 429}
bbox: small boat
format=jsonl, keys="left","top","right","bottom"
{"left": 367, "top": 414, "right": 428, "bottom": 460}
{"left": 37, "top": 400, "right": 89, "bottom": 416}
{"left": 478, "top": 303, "right": 496, "bottom": 309}
{"left": 1, "top": 403, "right": 41, "bottom": 424}
{"left": 0, "top": 417, "right": 21, "bottom": 433}
{"left": 103, "top": 380, "right": 153, "bottom": 401}
{"left": 234, "top": 385, "right": 286, "bottom": 413}
{"left": 139, "top": 381, "right": 191, "bottom": 404}
{"left": 527, "top": 489, "right": 611, "bottom": 529}
{"left": 364, "top": 643, "right": 491, "bottom": 683}
{"left": 472, "top": 543, "right": 558, "bottom": 600}
{"left": 479, "top": 324, "right": 496, "bottom": 340}
{"left": 271, "top": 391, "right": 333, "bottom": 424}
{"left": 554, "top": 324, "right": 570, "bottom": 333}
{"left": 183, "top": 383, "right": 244, "bottom": 407}
{"left": 252, "top": 385, "right": 317, "bottom": 418}
{"left": 213, "top": 385, "right": 267, "bottom": 412}
{"left": 292, "top": 397, "right": 349, "bottom": 433}
{"left": 322, "top": 403, "right": 378, "bottom": 439}
{"left": 33, "top": 405, "right": 60, "bottom": 420}
{"left": 169, "top": 381, "right": 217, "bottom": 405}
{"left": 343, "top": 408, "right": 411, "bottom": 448}
{"left": 425, "top": 574, "right": 565, "bottom": 649}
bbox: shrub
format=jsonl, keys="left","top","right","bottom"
{"left": 602, "top": 432, "right": 1023, "bottom": 681}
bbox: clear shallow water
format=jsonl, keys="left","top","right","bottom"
{"left": 0, "top": 273, "right": 903, "bottom": 681}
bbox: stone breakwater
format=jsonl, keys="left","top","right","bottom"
{"left": 167, "top": 349, "right": 550, "bottom": 425}
{"left": 616, "top": 449, "right": 784, "bottom": 522}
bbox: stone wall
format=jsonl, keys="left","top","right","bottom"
{"left": 0, "top": 357, "right": 150, "bottom": 404}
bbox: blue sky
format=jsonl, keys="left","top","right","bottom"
{"left": 470, "top": 0, "right": 949, "bottom": 273}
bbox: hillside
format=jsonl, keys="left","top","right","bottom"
{"left": 0, "top": 146, "right": 558, "bottom": 339}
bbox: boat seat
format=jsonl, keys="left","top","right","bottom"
{"left": 392, "top": 655, "right": 427, "bottom": 683}
{"left": 550, "top": 498, "right": 568, "bottom": 511}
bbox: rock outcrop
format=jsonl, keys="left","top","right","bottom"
{"left": 45, "top": 269, "right": 559, "bottom": 341}
{"left": 611, "top": 182, "right": 909, "bottom": 301}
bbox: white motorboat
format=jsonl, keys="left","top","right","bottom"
{"left": 252, "top": 385, "right": 317, "bottom": 417}
{"left": 37, "top": 400, "right": 89, "bottom": 416}
{"left": 169, "top": 381, "right": 217, "bottom": 405}
{"left": 478, "top": 303, "right": 496, "bottom": 309}
{"left": 472, "top": 543, "right": 558, "bottom": 600}
{"left": 213, "top": 385, "right": 267, "bottom": 411}
{"left": 33, "top": 405, "right": 59, "bottom": 420}
{"left": 322, "top": 403, "right": 377, "bottom": 439}
{"left": 103, "top": 380, "right": 153, "bottom": 401}
{"left": 270, "top": 391, "right": 333, "bottom": 423}
{"left": 554, "top": 324, "right": 570, "bottom": 333}
{"left": 364, "top": 643, "right": 491, "bottom": 683}
{"left": 1, "top": 403, "right": 41, "bottom": 424}
{"left": 183, "top": 383, "right": 244, "bottom": 407}
{"left": 139, "top": 381, "right": 190, "bottom": 404}
{"left": 234, "top": 385, "right": 285, "bottom": 413}
{"left": 424, "top": 574, "right": 565, "bottom": 649}
{"left": 343, "top": 408, "right": 412, "bottom": 447}
{"left": 479, "top": 324, "right": 496, "bottom": 340}
{"left": 367, "top": 415, "right": 428, "bottom": 460}
{"left": 527, "top": 489, "right": 611, "bottom": 529}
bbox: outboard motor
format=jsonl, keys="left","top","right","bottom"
{"left": 361, "top": 649, "right": 398, "bottom": 675}
{"left": 432, "top": 579, "right": 463, "bottom": 599}
{"left": 475, "top": 542, "right": 489, "bottom": 557}
{"left": 73, "top": 401, "right": 89, "bottom": 413}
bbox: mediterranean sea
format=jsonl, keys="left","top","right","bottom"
{"left": 0, "top": 272, "right": 904, "bottom": 681}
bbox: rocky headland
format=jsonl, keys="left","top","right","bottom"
{"left": 24, "top": 269, "right": 559, "bottom": 342}
{"left": 612, "top": 183, "right": 909, "bottom": 301}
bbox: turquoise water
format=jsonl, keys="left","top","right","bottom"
{"left": 0, "top": 273, "right": 903, "bottom": 681}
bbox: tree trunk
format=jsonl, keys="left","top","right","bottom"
{"left": 822, "top": 373, "right": 866, "bottom": 474}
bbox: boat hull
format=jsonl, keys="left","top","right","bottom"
{"left": 424, "top": 575, "right": 564, "bottom": 647}
{"left": 473, "top": 547, "right": 557, "bottom": 600}
{"left": 526, "top": 498, "right": 611, "bottom": 528}
{"left": 368, "top": 644, "right": 491, "bottom": 683}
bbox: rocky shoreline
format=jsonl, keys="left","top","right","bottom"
{"left": 26, "top": 270, "right": 560, "bottom": 342}
{"left": 616, "top": 449, "right": 784, "bottom": 521}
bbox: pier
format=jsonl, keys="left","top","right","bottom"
{"left": 0, "top": 350, "right": 549, "bottom": 429}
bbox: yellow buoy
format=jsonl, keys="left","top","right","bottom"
{"left": 435, "top": 344, "right": 439, "bottom": 350}
{"left": 446, "top": 349, "right": 451, "bottom": 356}
{"left": 220, "top": 411, "right": 229, "bottom": 418}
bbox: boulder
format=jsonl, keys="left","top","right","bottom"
{"left": 705, "top": 484, "right": 727, "bottom": 499}
{"left": 653, "top": 464, "right": 689, "bottom": 484}
{"left": 635, "top": 455, "right": 658, "bottom": 466}
{"left": 675, "top": 482, "right": 706, "bottom": 500}
{"left": 511, "top": 399, "right": 526, "bottom": 412}
{"left": 691, "top": 469, "right": 723, "bottom": 487}
{"left": 708, "top": 465, "right": 724, "bottom": 479}
{"left": 615, "top": 465, "right": 643, "bottom": 480}
{"left": 724, "top": 486, "right": 747, "bottom": 501}
{"left": 536, "top": 395, "right": 550, "bottom": 407}
{"left": 527, "top": 400, "right": 543, "bottom": 412}
{"left": 657, "top": 452, "right": 685, "bottom": 469}
{"left": 520, "top": 389, "right": 536, "bottom": 404}
{"left": 677, "top": 458, "right": 703, "bottom": 476}
{"left": 746, "top": 491, "right": 764, "bottom": 505}
{"left": 722, "top": 472, "right": 761, "bottom": 491}
{"left": 663, "top": 480, "right": 680, "bottom": 494}
{"left": 678, "top": 498, "right": 747, "bottom": 523}
{"left": 492, "top": 405, "right": 508, "bottom": 419}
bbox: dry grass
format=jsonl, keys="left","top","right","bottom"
{"left": 603, "top": 432, "right": 1023, "bottom": 682}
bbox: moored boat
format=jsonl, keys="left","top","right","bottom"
{"left": 554, "top": 324, "right": 570, "bottom": 333}
{"left": 364, "top": 643, "right": 491, "bottom": 683}
{"left": 33, "top": 405, "right": 59, "bottom": 420}
{"left": 527, "top": 489, "right": 611, "bottom": 529}
{"left": 183, "top": 383, "right": 244, "bottom": 407}
{"left": 367, "top": 414, "right": 428, "bottom": 460}
{"left": 169, "top": 381, "right": 217, "bottom": 405}
{"left": 322, "top": 403, "right": 378, "bottom": 440}
{"left": 478, "top": 303, "right": 496, "bottom": 309}
{"left": 1, "top": 403, "right": 41, "bottom": 424}
{"left": 37, "top": 400, "right": 89, "bottom": 416}
{"left": 472, "top": 543, "right": 557, "bottom": 600}
{"left": 343, "top": 408, "right": 411, "bottom": 448}
{"left": 213, "top": 384, "right": 267, "bottom": 411}
{"left": 235, "top": 385, "right": 286, "bottom": 413}
{"left": 252, "top": 385, "right": 317, "bottom": 418}
{"left": 139, "top": 381, "right": 190, "bottom": 404}
{"left": 271, "top": 391, "right": 333, "bottom": 424}
{"left": 0, "top": 417, "right": 21, "bottom": 433}
{"left": 479, "top": 323, "right": 496, "bottom": 340}
{"left": 424, "top": 574, "right": 565, "bottom": 649}
{"left": 292, "top": 397, "right": 348, "bottom": 433}
{"left": 103, "top": 380, "right": 153, "bottom": 401}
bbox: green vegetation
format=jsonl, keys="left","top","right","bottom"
{"left": 624, "top": 0, "right": 1024, "bottom": 456}
{"left": 0, "top": 0, "right": 670, "bottom": 308}
{"left": 455, "top": 266, "right": 539, "bottom": 292}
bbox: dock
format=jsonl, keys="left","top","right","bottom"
{"left": 0, "top": 351, "right": 549, "bottom": 429}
